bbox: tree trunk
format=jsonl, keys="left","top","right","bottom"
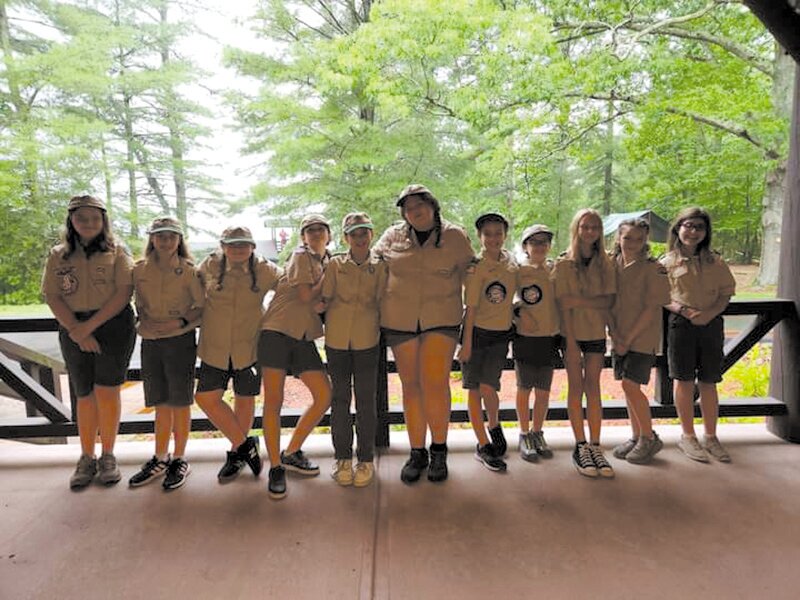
{"left": 757, "top": 45, "right": 794, "bottom": 285}
{"left": 160, "top": 4, "right": 187, "bottom": 229}
{"left": 602, "top": 100, "right": 614, "bottom": 216}
{"left": 123, "top": 92, "right": 139, "bottom": 236}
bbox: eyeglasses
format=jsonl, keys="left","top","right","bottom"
{"left": 680, "top": 221, "right": 707, "bottom": 232}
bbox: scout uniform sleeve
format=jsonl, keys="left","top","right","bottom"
{"left": 454, "top": 228, "right": 476, "bottom": 274}
{"left": 375, "top": 259, "right": 388, "bottom": 304}
{"left": 647, "top": 261, "right": 671, "bottom": 307}
{"left": 41, "top": 248, "right": 61, "bottom": 297}
{"left": 553, "top": 260, "right": 570, "bottom": 299}
{"left": 321, "top": 259, "right": 338, "bottom": 301}
{"left": 189, "top": 265, "right": 206, "bottom": 308}
{"left": 602, "top": 258, "right": 617, "bottom": 297}
{"left": 716, "top": 256, "right": 736, "bottom": 297}
{"left": 463, "top": 260, "right": 482, "bottom": 308}
{"left": 287, "top": 250, "right": 315, "bottom": 286}
{"left": 114, "top": 245, "right": 135, "bottom": 287}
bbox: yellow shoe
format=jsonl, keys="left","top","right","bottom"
{"left": 353, "top": 462, "right": 374, "bottom": 487}
{"left": 331, "top": 459, "right": 353, "bottom": 486}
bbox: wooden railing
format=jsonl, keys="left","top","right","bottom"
{"left": 0, "top": 299, "right": 796, "bottom": 446}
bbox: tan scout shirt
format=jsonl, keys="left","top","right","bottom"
{"left": 133, "top": 255, "right": 205, "bottom": 340}
{"left": 611, "top": 257, "right": 671, "bottom": 354}
{"left": 661, "top": 250, "right": 736, "bottom": 311}
{"left": 554, "top": 254, "right": 616, "bottom": 341}
{"left": 321, "top": 252, "right": 387, "bottom": 350}
{"left": 373, "top": 220, "right": 474, "bottom": 331}
{"left": 41, "top": 243, "right": 133, "bottom": 312}
{"left": 261, "top": 246, "right": 328, "bottom": 341}
{"left": 464, "top": 250, "right": 518, "bottom": 331}
{"left": 515, "top": 258, "right": 559, "bottom": 337}
{"left": 197, "top": 253, "right": 282, "bottom": 370}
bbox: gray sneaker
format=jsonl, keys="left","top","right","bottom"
{"left": 613, "top": 438, "right": 637, "bottom": 459}
{"left": 70, "top": 454, "right": 97, "bottom": 490}
{"left": 703, "top": 435, "right": 731, "bottom": 463}
{"left": 626, "top": 432, "right": 663, "bottom": 465}
{"left": 518, "top": 432, "right": 538, "bottom": 462}
{"left": 678, "top": 434, "right": 709, "bottom": 463}
{"left": 530, "top": 430, "right": 553, "bottom": 458}
{"left": 97, "top": 452, "right": 121, "bottom": 486}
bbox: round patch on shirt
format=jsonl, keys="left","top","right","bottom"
{"left": 485, "top": 281, "right": 507, "bottom": 304}
{"left": 521, "top": 284, "right": 543, "bottom": 305}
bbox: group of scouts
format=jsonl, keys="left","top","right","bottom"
{"left": 42, "top": 185, "right": 736, "bottom": 499}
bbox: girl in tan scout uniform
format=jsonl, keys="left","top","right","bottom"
{"left": 321, "top": 212, "right": 387, "bottom": 488}
{"left": 554, "top": 208, "right": 616, "bottom": 479}
{"left": 458, "top": 213, "right": 517, "bottom": 473}
{"left": 195, "top": 226, "right": 282, "bottom": 483}
{"left": 513, "top": 224, "right": 559, "bottom": 463}
{"left": 42, "top": 195, "right": 135, "bottom": 490}
{"left": 662, "top": 207, "right": 736, "bottom": 463}
{"left": 609, "top": 219, "right": 670, "bottom": 465}
{"left": 259, "top": 214, "right": 332, "bottom": 500}
{"left": 373, "top": 184, "right": 474, "bottom": 484}
{"left": 129, "top": 217, "right": 205, "bottom": 491}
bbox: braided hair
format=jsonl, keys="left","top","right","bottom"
{"left": 215, "top": 252, "right": 260, "bottom": 293}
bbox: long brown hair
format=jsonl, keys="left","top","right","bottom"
{"left": 564, "top": 208, "right": 612, "bottom": 290}
{"left": 612, "top": 218, "right": 651, "bottom": 260}
{"left": 61, "top": 205, "right": 116, "bottom": 259}
{"left": 668, "top": 206, "right": 712, "bottom": 259}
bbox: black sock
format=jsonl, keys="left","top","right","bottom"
{"left": 430, "top": 442, "right": 447, "bottom": 452}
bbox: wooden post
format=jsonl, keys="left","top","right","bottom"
{"left": 768, "top": 64, "right": 800, "bottom": 442}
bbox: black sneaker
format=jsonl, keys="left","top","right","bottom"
{"left": 129, "top": 455, "right": 170, "bottom": 487}
{"left": 268, "top": 466, "right": 287, "bottom": 500}
{"left": 427, "top": 445, "right": 448, "bottom": 482}
{"left": 572, "top": 442, "right": 598, "bottom": 478}
{"left": 237, "top": 436, "right": 263, "bottom": 476}
{"left": 218, "top": 450, "right": 245, "bottom": 483}
{"left": 280, "top": 450, "right": 320, "bottom": 476}
{"left": 489, "top": 425, "right": 507, "bottom": 457}
{"left": 163, "top": 458, "right": 191, "bottom": 490}
{"left": 400, "top": 448, "right": 429, "bottom": 484}
{"left": 475, "top": 444, "right": 507, "bottom": 472}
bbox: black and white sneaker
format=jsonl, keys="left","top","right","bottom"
{"left": 280, "top": 450, "right": 320, "bottom": 476}
{"left": 572, "top": 443, "right": 598, "bottom": 478}
{"left": 518, "top": 432, "right": 539, "bottom": 463}
{"left": 163, "top": 458, "right": 191, "bottom": 490}
{"left": 237, "top": 436, "right": 263, "bottom": 476}
{"left": 129, "top": 455, "right": 170, "bottom": 487}
{"left": 531, "top": 430, "right": 553, "bottom": 458}
{"left": 589, "top": 444, "right": 615, "bottom": 478}
{"left": 268, "top": 466, "right": 287, "bottom": 500}
{"left": 427, "top": 445, "right": 449, "bottom": 482}
{"left": 475, "top": 444, "right": 507, "bottom": 472}
{"left": 488, "top": 425, "right": 507, "bottom": 457}
{"left": 218, "top": 450, "right": 245, "bottom": 483}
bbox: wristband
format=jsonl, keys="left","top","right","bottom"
{"left": 179, "top": 317, "right": 189, "bottom": 328}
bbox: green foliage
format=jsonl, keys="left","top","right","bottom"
{"left": 725, "top": 344, "right": 771, "bottom": 398}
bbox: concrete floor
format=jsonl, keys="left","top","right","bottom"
{"left": 1, "top": 423, "right": 800, "bottom": 600}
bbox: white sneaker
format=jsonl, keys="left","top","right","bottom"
{"left": 703, "top": 435, "right": 731, "bottom": 463}
{"left": 331, "top": 459, "right": 353, "bottom": 486}
{"left": 353, "top": 462, "right": 375, "bottom": 487}
{"left": 678, "top": 434, "right": 709, "bottom": 463}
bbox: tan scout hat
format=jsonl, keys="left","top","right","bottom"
{"left": 396, "top": 184, "right": 440, "bottom": 210}
{"left": 147, "top": 216, "right": 184, "bottom": 236}
{"left": 68, "top": 195, "right": 106, "bottom": 212}
{"left": 475, "top": 212, "right": 509, "bottom": 231}
{"left": 300, "top": 214, "right": 331, "bottom": 234}
{"left": 220, "top": 226, "right": 256, "bottom": 245}
{"left": 520, "top": 224, "right": 553, "bottom": 246}
{"left": 342, "top": 212, "right": 374, "bottom": 235}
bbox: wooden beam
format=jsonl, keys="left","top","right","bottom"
{"left": 769, "top": 63, "right": 800, "bottom": 441}
{"left": 744, "top": 1, "right": 800, "bottom": 64}
{"left": 0, "top": 351, "right": 70, "bottom": 423}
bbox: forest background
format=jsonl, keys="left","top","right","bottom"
{"left": 1, "top": 0, "right": 793, "bottom": 304}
